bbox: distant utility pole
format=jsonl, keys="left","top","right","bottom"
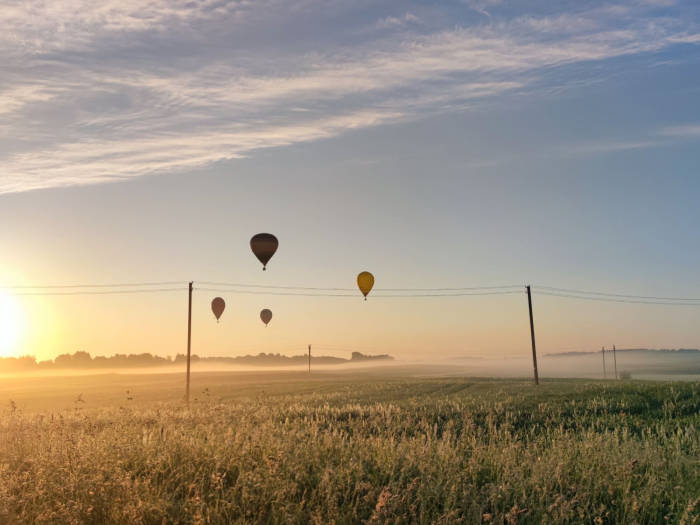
{"left": 526, "top": 285, "right": 539, "bottom": 385}
{"left": 613, "top": 344, "right": 618, "bottom": 380}
{"left": 308, "top": 344, "right": 311, "bottom": 374}
{"left": 601, "top": 346, "right": 607, "bottom": 379}
{"left": 186, "top": 281, "right": 193, "bottom": 404}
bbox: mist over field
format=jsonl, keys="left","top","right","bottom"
{"left": 445, "top": 350, "right": 700, "bottom": 381}
{"left": 2, "top": 349, "right": 698, "bottom": 382}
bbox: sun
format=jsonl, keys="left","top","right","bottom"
{"left": 0, "top": 292, "right": 24, "bottom": 357}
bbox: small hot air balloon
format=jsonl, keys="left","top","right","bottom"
{"left": 357, "top": 271, "right": 374, "bottom": 300}
{"left": 250, "top": 233, "right": 278, "bottom": 270}
{"left": 260, "top": 308, "right": 273, "bottom": 326}
{"left": 211, "top": 297, "right": 225, "bottom": 322}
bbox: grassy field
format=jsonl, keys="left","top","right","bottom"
{"left": 0, "top": 370, "right": 699, "bottom": 524}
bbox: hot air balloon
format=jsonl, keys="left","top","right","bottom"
{"left": 260, "top": 308, "right": 273, "bottom": 326}
{"left": 211, "top": 297, "right": 225, "bottom": 322}
{"left": 250, "top": 233, "right": 278, "bottom": 270}
{"left": 357, "top": 271, "right": 374, "bottom": 300}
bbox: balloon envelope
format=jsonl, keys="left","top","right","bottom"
{"left": 357, "top": 271, "right": 375, "bottom": 299}
{"left": 250, "top": 233, "right": 278, "bottom": 270}
{"left": 211, "top": 297, "right": 225, "bottom": 321}
{"left": 260, "top": 308, "right": 273, "bottom": 326}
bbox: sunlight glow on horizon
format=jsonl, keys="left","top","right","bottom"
{"left": 0, "top": 291, "right": 24, "bottom": 357}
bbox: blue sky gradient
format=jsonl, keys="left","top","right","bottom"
{"left": 1, "top": 0, "right": 699, "bottom": 360}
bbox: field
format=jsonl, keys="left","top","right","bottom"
{"left": 1, "top": 370, "right": 699, "bottom": 524}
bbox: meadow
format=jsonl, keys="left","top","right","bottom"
{"left": 0, "top": 370, "right": 698, "bottom": 524}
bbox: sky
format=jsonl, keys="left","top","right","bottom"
{"left": 1, "top": 0, "right": 699, "bottom": 364}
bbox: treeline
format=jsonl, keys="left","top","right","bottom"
{"left": 0, "top": 351, "right": 393, "bottom": 371}
{"left": 546, "top": 348, "right": 700, "bottom": 357}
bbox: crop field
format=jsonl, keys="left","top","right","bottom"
{"left": 0, "top": 371, "right": 699, "bottom": 524}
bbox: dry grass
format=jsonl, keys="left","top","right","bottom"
{"left": 0, "top": 376, "right": 698, "bottom": 524}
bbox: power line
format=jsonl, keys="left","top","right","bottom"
{"left": 196, "top": 287, "right": 355, "bottom": 297}
{"left": 377, "top": 285, "right": 522, "bottom": 291}
{"left": 4, "top": 279, "right": 700, "bottom": 304}
{"left": 198, "top": 281, "right": 522, "bottom": 292}
{"left": 3, "top": 281, "right": 184, "bottom": 289}
{"left": 196, "top": 287, "right": 523, "bottom": 298}
{"left": 198, "top": 281, "right": 355, "bottom": 291}
{"left": 9, "top": 287, "right": 187, "bottom": 296}
{"left": 534, "top": 285, "right": 700, "bottom": 302}
{"left": 373, "top": 291, "right": 522, "bottom": 297}
{"left": 536, "top": 290, "right": 700, "bottom": 306}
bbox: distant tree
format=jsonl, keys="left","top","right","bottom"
{"left": 351, "top": 352, "right": 393, "bottom": 361}
{"left": 53, "top": 353, "right": 74, "bottom": 367}
{"left": 0, "top": 355, "right": 38, "bottom": 371}
{"left": 174, "top": 353, "right": 199, "bottom": 363}
{"left": 3, "top": 350, "right": 392, "bottom": 370}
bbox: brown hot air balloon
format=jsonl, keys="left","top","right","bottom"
{"left": 260, "top": 308, "right": 272, "bottom": 326}
{"left": 250, "top": 233, "right": 278, "bottom": 270}
{"left": 211, "top": 297, "right": 225, "bottom": 322}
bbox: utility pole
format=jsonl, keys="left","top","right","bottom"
{"left": 186, "top": 281, "right": 193, "bottom": 404}
{"left": 308, "top": 344, "right": 311, "bottom": 374}
{"left": 601, "top": 346, "right": 606, "bottom": 379}
{"left": 526, "top": 285, "right": 539, "bottom": 385}
{"left": 613, "top": 344, "right": 618, "bottom": 380}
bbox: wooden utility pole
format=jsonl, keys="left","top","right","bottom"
{"left": 601, "top": 346, "right": 607, "bottom": 379}
{"left": 526, "top": 285, "right": 539, "bottom": 385}
{"left": 186, "top": 281, "right": 193, "bottom": 404}
{"left": 308, "top": 344, "right": 311, "bottom": 374}
{"left": 613, "top": 344, "right": 618, "bottom": 380}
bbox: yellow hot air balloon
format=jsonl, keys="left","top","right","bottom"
{"left": 357, "top": 271, "right": 374, "bottom": 300}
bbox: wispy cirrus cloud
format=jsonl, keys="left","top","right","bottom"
{"left": 463, "top": 0, "right": 503, "bottom": 18}
{"left": 0, "top": 110, "right": 403, "bottom": 194}
{"left": 0, "top": 0, "right": 699, "bottom": 194}
{"left": 0, "top": 0, "right": 274, "bottom": 54}
{"left": 376, "top": 12, "right": 420, "bottom": 29}
{"left": 659, "top": 124, "right": 700, "bottom": 137}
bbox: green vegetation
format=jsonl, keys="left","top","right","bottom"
{"left": 1, "top": 373, "right": 699, "bottom": 524}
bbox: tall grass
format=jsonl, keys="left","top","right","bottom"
{"left": 1, "top": 379, "right": 698, "bottom": 524}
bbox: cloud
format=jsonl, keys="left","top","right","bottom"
{"left": 463, "top": 0, "right": 503, "bottom": 18}
{"left": 376, "top": 12, "right": 420, "bottom": 29}
{"left": 557, "top": 140, "right": 663, "bottom": 156}
{"left": 638, "top": 0, "right": 677, "bottom": 6}
{"left": 0, "top": 0, "right": 269, "bottom": 54}
{"left": 659, "top": 124, "right": 700, "bottom": 137}
{"left": 668, "top": 34, "right": 700, "bottom": 44}
{"left": 0, "top": 84, "right": 57, "bottom": 115}
{"left": 1, "top": 1, "right": 699, "bottom": 194}
{"left": 0, "top": 110, "right": 403, "bottom": 194}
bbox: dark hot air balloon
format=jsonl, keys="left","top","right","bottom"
{"left": 250, "top": 233, "right": 278, "bottom": 270}
{"left": 211, "top": 297, "right": 225, "bottom": 322}
{"left": 260, "top": 308, "right": 273, "bottom": 326}
{"left": 357, "top": 271, "right": 374, "bottom": 300}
